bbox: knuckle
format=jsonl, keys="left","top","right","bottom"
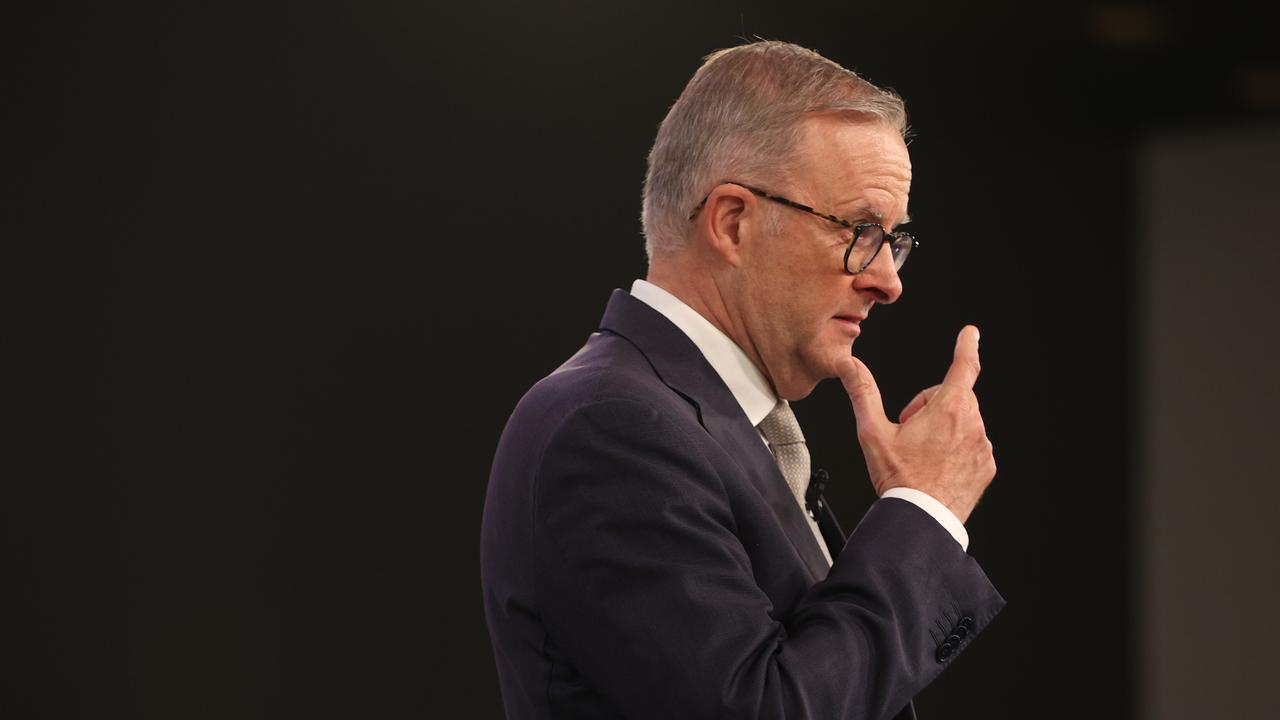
{"left": 956, "top": 395, "right": 980, "bottom": 418}
{"left": 940, "top": 392, "right": 967, "bottom": 413}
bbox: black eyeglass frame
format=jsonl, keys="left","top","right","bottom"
{"left": 688, "top": 181, "right": 919, "bottom": 274}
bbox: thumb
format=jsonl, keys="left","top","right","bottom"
{"left": 940, "top": 324, "right": 982, "bottom": 393}
{"left": 836, "top": 355, "right": 891, "bottom": 435}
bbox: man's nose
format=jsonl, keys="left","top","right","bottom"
{"left": 854, "top": 242, "right": 904, "bottom": 304}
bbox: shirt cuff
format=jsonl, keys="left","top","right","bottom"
{"left": 880, "top": 487, "right": 969, "bottom": 551}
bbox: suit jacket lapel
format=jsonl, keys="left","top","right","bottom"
{"left": 598, "top": 289, "right": 832, "bottom": 581}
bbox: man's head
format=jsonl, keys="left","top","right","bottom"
{"left": 643, "top": 41, "right": 913, "bottom": 401}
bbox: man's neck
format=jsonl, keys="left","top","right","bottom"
{"left": 643, "top": 270, "right": 771, "bottom": 390}
{"left": 644, "top": 272, "right": 726, "bottom": 336}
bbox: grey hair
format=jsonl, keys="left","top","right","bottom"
{"left": 641, "top": 40, "right": 908, "bottom": 259}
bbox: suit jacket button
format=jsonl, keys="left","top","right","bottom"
{"left": 958, "top": 616, "right": 974, "bottom": 630}
{"left": 952, "top": 625, "right": 970, "bottom": 640}
{"left": 936, "top": 641, "right": 955, "bottom": 662}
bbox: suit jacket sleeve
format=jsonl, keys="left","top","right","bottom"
{"left": 533, "top": 397, "right": 1004, "bottom": 719}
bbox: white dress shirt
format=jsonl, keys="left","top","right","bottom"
{"left": 630, "top": 279, "right": 970, "bottom": 551}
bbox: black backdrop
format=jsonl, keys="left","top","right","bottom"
{"left": 16, "top": 1, "right": 1275, "bottom": 717}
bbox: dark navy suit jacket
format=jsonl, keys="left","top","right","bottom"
{"left": 481, "top": 289, "right": 1004, "bottom": 719}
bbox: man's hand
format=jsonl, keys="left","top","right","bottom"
{"left": 835, "top": 325, "right": 995, "bottom": 524}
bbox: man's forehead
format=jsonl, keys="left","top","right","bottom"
{"left": 799, "top": 114, "right": 911, "bottom": 160}
{"left": 797, "top": 119, "right": 911, "bottom": 180}
{"left": 791, "top": 116, "right": 913, "bottom": 223}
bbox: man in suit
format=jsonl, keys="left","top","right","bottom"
{"left": 481, "top": 41, "right": 1004, "bottom": 719}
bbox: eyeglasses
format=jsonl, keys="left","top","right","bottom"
{"left": 688, "top": 181, "right": 919, "bottom": 274}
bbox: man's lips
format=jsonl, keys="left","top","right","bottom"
{"left": 833, "top": 314, "right": 866, "bottom": 333}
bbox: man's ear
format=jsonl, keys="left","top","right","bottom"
{"left": 697, "top": 184, "right": 757, "bottom": 269}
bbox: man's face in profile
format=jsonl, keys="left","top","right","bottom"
{"left": 735, "top": 115, "right": 912, "bottom": 401}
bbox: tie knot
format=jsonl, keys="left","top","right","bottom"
{"left": 758, "top": 400, "right": 805, "bottom": 447}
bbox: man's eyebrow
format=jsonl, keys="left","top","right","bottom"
{"left": 841, "top": 203, "right": 911, "bottom": 226}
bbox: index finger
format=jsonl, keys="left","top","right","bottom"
{"left": 940, "top": 325, "right": 981, "bottom": 392}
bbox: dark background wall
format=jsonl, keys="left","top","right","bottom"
{"left": 15, "top": 1, "right": 1277, "bottom": 718}
{"left": 1138, "top": 128, "right": 1280, "bottom": 719}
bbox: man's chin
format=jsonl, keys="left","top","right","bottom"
{"left": 777, "top": 341, "right": 856, "bottom": 400}
{"left": 776, "top": 382, "right": 821, "bottom": 402}
{"left": 777, "top": 362, "right": 838, "bottom": 402}
{"left": 807, "top": 348, "right": 856, "bottom": 390}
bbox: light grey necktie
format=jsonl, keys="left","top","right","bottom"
{"left": 757, "top": 400, "right": 832, "bottom": 565}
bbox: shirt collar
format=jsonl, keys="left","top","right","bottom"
{"left": 630, "top": 279, "right": 778, "bottom": 427}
